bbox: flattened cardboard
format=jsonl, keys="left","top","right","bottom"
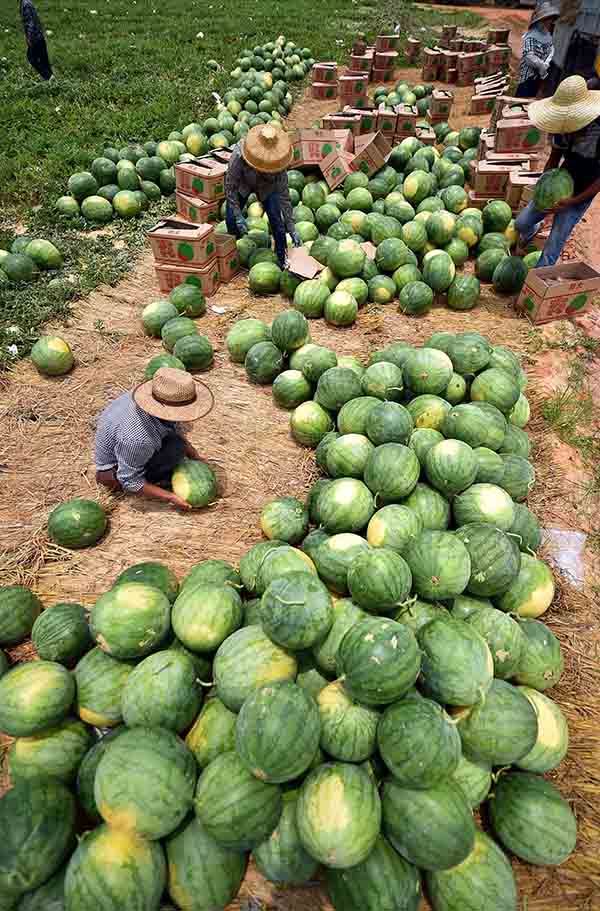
{"left": 287, "top": 247, "right": 324, "bottom": 279}
{"left": 515, "top": 262, "right": 600, "bottom": 324}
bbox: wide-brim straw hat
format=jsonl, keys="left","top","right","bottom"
{"left": 242, "top": 124, "right": 293, "bottom": 173}
{"left": 530, "top": 2, "right": 559, "bottom": 26}
{"left": 133, "top": 367, "right": 214, "bottom": 421}
{"left": 528, "top": 75, "right": 600, "bottom": 134}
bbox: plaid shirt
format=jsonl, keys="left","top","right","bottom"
{"left": 225, "top": 143, "right": 295, "bottom": 232}
{"left": 519, "top": 24, "right": 553, "bottom": 83}
{"left": 94, "top": 392, "right": 183, "bottom": 492}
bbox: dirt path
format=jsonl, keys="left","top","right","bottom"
{"left": 1, "top": 31, "right": 599, "bottom": 911}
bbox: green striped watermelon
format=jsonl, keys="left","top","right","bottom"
{"left": 0, "top": 661, "right": 75, "bottom": 737}
{"left": 407, "top": 394, "right": 451, "bottom": 430}
{"left": 403, "top": 349, "right": 453, "bottom": 395}
{"left": 366, "top": 504, "right": 423, "bottom": 554}
{"left": 309, "top": 533, "right": 369, "bottom": 595}
{"left": 347, "top": 548, "right": 412, "bottom": 612}
{"left": 8, "top": 717, "right": 93, "bottom": 783}
{"left": 194, "top": 751, "right": 282, "bottom": 850}
{"left": 425, "top": 439, "right": 477, "bottom": 497}
{"left": 76, "top": 727, "right": 127, "bottom": 821}
{"left": 418, "top": 617, "right": 493, "bottom": 705}
{"left": 473, "top": 448, "right": 505, "bottom": 485}
{"left": 17, "top": 866, "right": 66, "bottom": 911}
{"left": 401, "top": 484, "right": 450, "bottom": 531}
{"left": 317, "top": 680, "right": 380, "bottom": 762}
{"left": 272, "top": 370, "right": 313, "bottom": 409}
{"left": 165, "top": 816, "right": 246, "bottom": 909}
{"left": 499, "top": 453, "right": 535, "bottom": 501}
{"left": 0, "top": 586, "right": 42, "bottom": 646}
{"left": 173, "top": 584, "right": 243, "bottom": 653}
{"left": 326, "top": 434, "right": 374, "bottom": 478}
{"left": 336, "top": 617, "right": 420, "bottom": 705}
{"left": 440, "top": 403, "right": 506, "bottom": 451}
{"left": 261, "top": 572, "right": 334, "bottom": 649}
{"left": 312, "top": 598, "right": 366, "bottom": 676}
{"left": 255, "top": 545, "right": 317, "bottom": 595}
{"left": 465, "top": 605, "right": 525, "bottom": 679}
{"left": 365, "top": 401, "right": 414, "bottom": 445}
{"left": 408, "top": 428, "right": 444, "bottom": 466}
{"left": 326, "top": 835, "right": 421, "bottom": 911}
{"left": 470, "top": 368, "right": 520, "bottom": 414}
{"left": 378, "top": 695, "right": 461, "bottom": 787}
{"left": 336, "top": 396, "right": 379, "bottom": 435}
{"left": 30, "top": 603, "right": 91, "bottom": 666}
{"left": 115, "top": 561, "right": 179, "bottom": 602}
{"left": 489, "top": 771, "right": 576, "bottom": 865}
{"left": 238, "top": 540, "right": 286, "bottom": 594}
{"left": 453, "top": 483, "right": 515, "bottom": 531}
{"left": 317, "top": 478, "right": 375, "bottom": 534}
{"left": 382, "top": 778, "right": 475, "bottom": 871}
{"left": 180, "top": 558, "right": 240, "bottom": 592}
{"left": 395, "top": 599, "right": 451, "bottom": 634}
{"left": 47, "top": 498, "right": 107, "bottom": 549}
{"left": 185, "top": 696, "right": 236, "bottom": 768}
{"left": 516, "top": 687, "right": 569, "bottom": 772}
{"left": 454, "top": 524, "right": 521, "bottom": 597}
{"left": 121, "top": 649, "right": 201, "bottom": 732}
{"left": 494, "top": 555, "right": 555, "bottom": 618}
{"left": 452, "top": 754, "right": 492, "bottom": 809}
{"left": 363, "top": 443, "right": 420, "bottom": 503}
{"left": 291, "top": 401, "right": 334, "bottom": 447}
{"left": 254, "top": 792, "right": 319, "bottom": 884}
{"left": 74, "top": 647, "right": 134, "bottom": 728}
{"left": 514, "top": 618, "right": 564, "bottom": 690}
{"left": 214, "top": 626, "right": 298, "bottom": 712}
{"left": 296, "top": 762, "right": 381, "bottom": 868}
{"left": 361, "top": 362, "right": 404, "bottom": 401}
{"left": 454, "top": 679, "right": 538, "bottom": 764}
{"left": 315, "top": 368, "right": 363, "bottom": 412}
{"left": 426, "top": 830, "right": 517, "bottom": 911}
{"left": 90, "top": 582, "right": 171, "bottom": 660}
{"left": 404, "top": 531, "right": 471, "bottom": 600}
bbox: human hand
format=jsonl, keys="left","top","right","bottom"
{"left": 544, "top": 197, "right": 575, "bottom": 215}
{"left": 169, "top": 492, "right": 193, "bottom": 511}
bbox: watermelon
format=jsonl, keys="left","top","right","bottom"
{"left": 378, "top": 695, "right": 461, "bottom": 787}
{"left": 31, "top": 603, "right": 92, "bottom": 665}
{"left": 363, "top": 443, "right": 420, "bottom": 503}
{"left": 361, "top": 362, "right": 404, "bottom": 401}
{"left": 445, "top": 373, "right": 467, "bottom": 404}
{"left": 368, "top": 274, "right": 397, "bottom": 304}
{"left": 260, "top": 496, "right": 308, "bottom": 543}
{"left": 401, "top": 220, "right": 428, "bottom": 253}
{"left": 489, "top": 771, "right": 576, "bottom": 865}
{"left": 194, "top": 750, "right": 282, "bottom": 849}
{"left": 422, "top": 251, "right": 455, "bottom": 292}
{"left": 514, "top": 617, "right": 564, "bottom": 690}
{"left": 0, "top": 779, "right": 75, "bottom": 902}
{"left": 324, "top": 290, "right": 358, "bottom": 326}
{"left": 8, "top": 714, "right": 92, "bottom": 785}
{"left": 470, "top": 368, "right": 520, "bottom": 413}
{"left": 509, "top": 502, "right": 541, "bottom": 552}
{"left": 81, "top": 194, "right": 113, "bottom": 223}
{"left": 365, "top": 401, "right": 413, "bottom": 446}
{"left": 114, "top": 561, "right": 178, "bottom": 601}
{"left": 316, "top": 679, "right": 379, "bottom": 761}
{"left": 425, "top": 439, "right": 478, "bottom": 497}
{"left": 261, "top": 572, "right": 333, "bottom": 649}
{"left": 508, "top": 392, "right": 530, "bottom": 427}
{"left": 272, "top": 370, "right": 312, "bottom": 409}
{"left": 271, "top": 310, "right": 309, "bottom": 352}
{"left": 161, "top": 316, "right": 198, "bottom": 351}
{"left": 426, "top": 830, "right": 517, "bottom": 911}
{"left": 337, "top": 396, "right": 379, "bottom": 435}
{"left": 329, "top": 239, "right": 366, "bottom": 278}
{"left": 476, "top": 248, "right": 508, "bottom": 282}
{"left": 418, "top": 617, "right": 493, "bottom": 705}
{"left": 312, "top": 598, "right": 366, "bottom": 676}
{"left": 337, "top": 617, "right": 420, "bottom": 705}
{"left": 453, "top": 484, "right": 515, "bottom": 533}
{"left": 445, "top": 237, "right": 470, "bottom": 266}
{"left": 315, "top": 367, "right": 363, "bottom": 412}
{"left": 0, "top": 585, "right": 41, "bottom": 646}
{"left": 326, "top": 434, "right": 374, "bottom": 479}
{"left": 74, "top": 647, "right": 133, "bottom": 728}
{"left": 516, "top": 687, "right": 569, "bottom": 772}
{"left": 375, "top": 238, "right": 412, "bottom": 274}
{"left": 169, "top": 284, "right": 206, "bottom": 317}
{"left": 255, "top": 546, "right": 317, "bottom": 595}
{"left": 482, "top": 200, "right": 513, "bottom": 233}
{"left": 0, "top": 660, "right": 75, "bottom": 737}
{"left": 401, "top": 483, "right": 450, "bottom": 531}
{"left": 254, "top": 791, "right": 319, "bottom": 884}
{"left": 456, "top": 214, "right": 483, "bottom": 248}
{"left": 76, "top": 728, "right": 127, "bottom": 821}
{"left": 366, "top": 504, "right": 422, "bottom": 555}
{"left": 447, "top": 274, "right": 481, "bottom": 311}
{"left": 64, "top": 824, "right": 165, "bottom": 911}
{"left": 239, "top": 540, "right": 286, "bottom": 594}
{"left": 213, "top": 626, "right": 297, "bottom": 712}
{"left": 236, "top": 681, "right": 320, "bottom": 781}
{"left": 407, "top": 395, "right": 451, "bottom": 430}
{"left": 368, "top": 341, "right": 414, "bottom": 370}
{"left": 325, "top": 834, "right": 421, "bottom": 911}
{"left": 296, "top": 651, "right": 330, "bottom": 702}
{"left": 165, "top": 816, "right": 246, "bottom": 909}
{"left": 472, "top": 448, "right": 505, "bottom": 484}
{"left": 296, "top": 762, "right": 381, "bottom": 868}
{"left": 441, "top": 402, "right": 504, "bottom": 450}
{"left": 494, "top": 554, "right": 555, "bottom": 619}
{"left": 452, "top": 754, "right": 492, "bottom": 809}
{"left": 317, "top": 478, "right": 375, "bottom": 534}
{"left": 3, "top": 252, "right": 36, "bottom": 282}
{"left": 533, "top": 168, "right": 574, "bottom": 210}
{"left": 172, "top": 334, "right": 213, "bottom": 370}
{"left": 454, "top": 679, "right": 538, "bottom": 764}
{"left": 291, "top": 401, "right": 334, "bottom": 447}
{"left": 142, "top": 300, "right": 179, "bottom": 337}
{"left": 409, "top": 428, "right": 444, "bottom": 466}
{"left": 500, "top": 425, "right": 531, "bottom": 459}
{"left": 113, "top": 189, "right": 141, "bottom": 218}
{"left": 56, "top": 196, "right": 80, "bottom": 217}
{"left": 347, "top": 548, "right": 412, "bottom": 613}
{"left": 403, "top": 349, "right": 453, "bottom": 395}
{"left": 382, "top": 778, "right": 475, "bottom": 871}
{"left": 94, "top": 726, "right": 196, "bottom": 839}
{"left": 399, "top": 280, "right": 434, "bottom": 315}
{"left": 31, "top": 335, "right": 75, "bottom": 376}
{"left": 227, "top": 319, "right": 270, "bottom": 363}
{"left": 17, "top": 866, "right": 66, "bottom": 910}
{"left": 346, "top": 187, "right": 373, "bottom": 212}
{"left": 498, "top": 453, "right": 535, "bottom": 501}
{"left": 464, "top": 604, "right": 525, "bottom": 678}
{"left": 455, "top": 524, "right": 521, "bottom": 597}
{"left": 120, "top": 649, "right": 200, "bottom": 731}
{"left": 249, "top": 261, "right": 281, "bottom": 294}
{"left": 186, "top": 696, "right": 236, "bottom": 768}
{"left": 393, "top": 263, "right": 422, "bottom": 291}
{"left": 68, "top": 172, "right": 98, "bottom": 200}
{"left": 427, "top": 212, "right": 456, "bottom": 247}
{"left": 280, "top": 270, "right": 303, "bottom": 300}
{"left": 91, "top": 582, "right": 170, "bottom": 659}
{"left": 47, "top": 498, "right": 106, "bottom": 549}
{"left": 290, "top": 343, "right": 337, "bottom": 381}
{"left": 245, "top": 340, "right": 284, "bottom": 384}
{"left": 337, "top": 277, "right": 368, "bottom": 307}
{"left": 492, "top": 256, "right": 528, "bottom": 294}
{"left": 180, "top": 559, "right": 239, "bottom": 592}
{"left": 395, "top": 599, "right": 451, "bottom": 635}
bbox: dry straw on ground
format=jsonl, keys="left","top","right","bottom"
{"left": 1, "top": 62, "right": 599, "bottom": 911}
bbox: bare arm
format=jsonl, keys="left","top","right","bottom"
{"left": 544, "top": 147, "right": 563, "bottom": 172}
{"left": 138, "top": 482, "right": 192, "bottom": 511}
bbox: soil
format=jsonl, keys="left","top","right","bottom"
{"left": 1, "top": 8, "right": 599, "bottom": 911}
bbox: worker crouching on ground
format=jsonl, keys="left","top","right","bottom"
{"left": 95, "top": 368, "right": 212, "bottom": 511}
{"left": 515, "top": 2, "right": 559, "bottom": 99}
{"left": 225, "top": 123, "right": 301, "bottom": 269}
{"left": 515, "top": 75, "right": 600, "bottom": 267}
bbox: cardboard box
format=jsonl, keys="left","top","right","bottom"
{"left": 350, "top": 53, "right": 372, "bottom": 71}
{"left": 501, "top": 103, "right": 531, "bottom": 120}
{"left": 422, "top": 63, "right": 440, "bottom": 81}
{"left": 515, "top": 262, "right": 600, "bottom": 323}
{"left": 375, "top": 35, "right": 400, "bottom": 52}
{"left": 312, "top": 62, "right": 338, "bottom": 82}
{"left": 430, "top": 89, "right": 454, "bottom": 117}
{"left": 450, "top": 39, "right": 464, "bottom": 52}
{"left": 495, "top": 118, "right": 545, "bottom": 153}
{"left": 155, "top": 258, "right": 221, "bottom": 297}
{"left": 416, "top": 127, "right": 436, "bottom": 146}
{"left": 311, "top": 82, "right": 338, "bottom": 100}
{"left": 467, "top": 189, "right": 501, "bottom": 209}
{"left": 352, "top": 38, "right": 367, "bottom": 55}
{"left": 472, "top": 161, "right": 518, "bottom": 196}
{"left": 321, "top": 113, "right": 362, "bottom": 135}
{"left": 214, "top": 232, "right": 236, "bottom": 257}
{"left": 374, "top": 50, "right": 399, "bottom": 68}
{"left": 147, "top": 219, "right": 216, "bottom": 267}
{"left": 175, "top": 192, "right": 220, "bottom": 225}
{"left": 352, "top": 131, "right": 392, "bottom": 177}
{"left": 320, "top": 149, "right": 355, "bottom": 189}
{"left": 290, "top": 129, "right": 353, "bottom": 167}
{"left": 479, "top": 128, "right": 496, "bottom": 157}
{"left": 395, "top": 104, "right": 419, "bottom": 134}
{"left": 458, "top": 51, "right": 486, "bottom": 71}
{"left": 470, "top": 93, "right": 499, "bottom": 116}
{"left": 287, "top": 247, "right": 325, "bottom": 279}
{"left": 505, "top": 168, "right": 542, "bottom": 209}
{"left": 488, "top": 27, "right": 510, "bottom": 45}
{"left": 345, "top": 94, "right": 369, "bottom": 109}
{"left": 377, "top": 107, "right": 398, "bottom": 137}
{"left": 339, "top": 74, "right": 369, "bottom": 97}
{"left": 406, "top": 38, "right": 421, "bottom": 59}
{"left": 215, "top": 235, "right": 240, "bottom": 282}
{"left": 174, "top": 159, "right": 227, "bottom": 202}
{"left": 371, "top": 66, "right": 395, "bottom": 83}
{"left": 447, "top": 68, "right": 458, "bottom": 84}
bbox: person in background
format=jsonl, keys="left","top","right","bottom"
{"left": 515, "top": 75, "right": 600, "bottom": 266}
{"left": 95, "top": 368, "right": 212, "bottom": 511}
{"left": 225, "top": 123, "right": 301, "bottom": 270}
{"left": 20, "top": 0, "right": 53, "bottom": 81}
{"left": 516, "top": 3, "right": 560, "bottom": 98}
{"left": 547, "top": 0, "right": 600, "bottom": 94}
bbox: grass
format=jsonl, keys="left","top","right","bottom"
{"left": 0, "top": 0, "right": 485, "bottom": 368}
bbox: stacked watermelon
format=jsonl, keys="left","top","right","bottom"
{"left": 0, "top": 326, "right": 571, "bottom": 911}
{"left": 56, "top": 35, "right": 314, "bottom": 223}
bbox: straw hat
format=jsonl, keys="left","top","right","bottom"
{"left": 133, "top": 368, "right": 213, "bottom": 421}
{"left": 530, "top": 2, "right": 559, "bottom": 26}
{"left": 242, "top": 124, "right": 293, "bottom": 173}
{"left": 528, "top": 75, "right": 600, "bottom": 134}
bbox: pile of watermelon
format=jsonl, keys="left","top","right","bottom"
{"left": 0, "top": 235, "right": 63, "bottom": 286}
{"left": 141, "top": 284, "right": 215, "bottom": 376}
{"left": 0, "top": 324, "right": 573, "bottom": 911}
{"left": 218, "top": 78, "right": 536, "bottom": 315}
{"left": 55, "top": 36, "right": 314, "bottom": 224}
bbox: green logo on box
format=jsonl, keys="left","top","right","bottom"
{"left": 567, "top": 292, "right": 588, "bottom": 312}
{"left": 192, "top": 178, "right": 205, "bottom": 193}
{"left": 293, "top": 148, "right": 301, "bottom": 159}
{"left": 177, "top": 242, "right": 194, "bottom": 262}
{"left": 326, "top": 87, "right": 335, "bottom": 97}
{"left": 215, "top": 183, "right": 224, "bottom": 194}
{"left": 332, "top": 166, "right": 342, "bottom": 177}
{"left": 322, "top": 143, "right": 333, "bottom": 155}
{"left": 360, "top": 161, "right": 369, "bottom": 173}
{"left": 206, "top": 241, "right": 215, "bottom": 255}
{"left": 524, "top": 296, "right": 535, "bottom": 313}
{"left": 229, "top": 257, "right": 239, "bottom": 269}
{"left": 190, "top": 207, "right": 198, "bottom": 220}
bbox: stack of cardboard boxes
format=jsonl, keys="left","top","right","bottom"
{"left": 338, "top": 73, "right": 370, "bottom": 108}
{"left": 319, "top": 131, "right": 392, "bottom": 190}
{"left": 311, "top": 62, "right": 339, "bottom": 100}
{"left": 469, "top": 72, "right": 511, "bottom": 115}
{"left": 427, "top": 89, "right": 454, "bottom": 127}
{"left": 372, "top": 35, "right": 401, "bottom": 83}
{"left": 174, "top": 155, "right": 228, "bottom": 226}
{"left": 149, "top": 220, "right": 222, "bottom": 296}
{"left": 406, "top": 37, "right": 421, "bottom": 63}
{"left": 420, "top": 24, "right": 512, "bottom": 86}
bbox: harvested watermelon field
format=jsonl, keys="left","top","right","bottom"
{"left": 1, "top": 3, "right": 600, "bottom": 911}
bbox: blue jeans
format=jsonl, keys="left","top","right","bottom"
{"left": 515, "top": 198, "right": 594, "bottom": 267}
{"left": 226, "top": 192, "right": 287, "bottom": 267}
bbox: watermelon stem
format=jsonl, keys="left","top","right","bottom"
{"left": 198, "top": 679, "right": 214, "bottom": 687}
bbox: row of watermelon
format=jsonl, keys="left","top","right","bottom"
{"left": 0, "top": 236, "right": 64, "bottom": 286}
{"left": 54, "top": 37, "right": 314, "bottom": 223}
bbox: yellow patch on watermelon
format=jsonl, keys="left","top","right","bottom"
{"left": 185, "top": 718, "right": 208, "bottom": 754}
{"left": 294, "top": 549, "right": 317, "bottom": 573}
{"left": 168, "top": 861, "right": 193, "bottom": 908}
{"left": 91, "top": 826, "right": 150, "bottom": 864}
{"left": 458, "top": 226, "right": 478, "bottom": 247}
{"left": 255, "top": 653, "right": 298, "bottom": 688}
{"left": 79, "top": 706, "right": 116, "bottom": 727}
{"left": 171, "top": 471, "right": 193, "bottom": 502}
{"left": 515, "top": 575, "right": 555, "bottom": 618}
{"left": 366, "top": 516, "right": 385, "bottom": 547}
{"left": 309, "top": 773, "right": 352, "bottom": 832}
{"left": 47, "top": 337, "right": 70, "bottom": 353}
{"left": 522, "top": 688, "right": 564, "bottom": 752}
{"left": 97, "top": 802, "right": 141, "bottom": 835}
